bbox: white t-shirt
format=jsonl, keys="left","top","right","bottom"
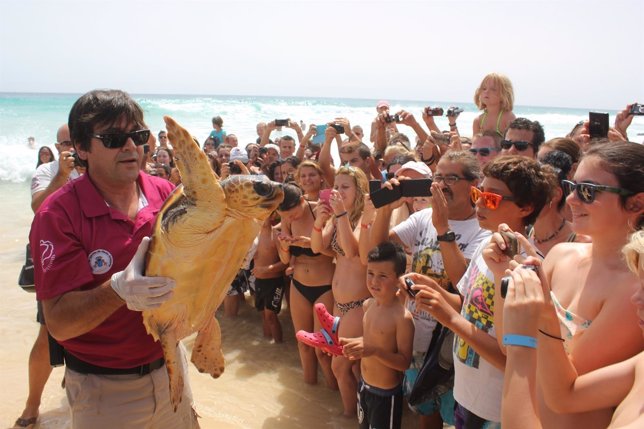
{"left": 31, "top": 161, "right": 80, "bottom": 196}
{"left": 392, "top": 208, "right": 490, "bottom": 352}
{"left": 452, "top": 237, "right": 503, "bottom": 422}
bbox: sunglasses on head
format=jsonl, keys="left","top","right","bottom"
{"left": 469, "top": 147, "right": 498, "bottom": 157}
{"left": 470, "top": 186, "right": 515, "bottom": 210}
{"left": 561, "top": 180, "right": 634, "bottom": 204}
{"left": 92, "top": 129, "right": 150, "bottom": 149}
{"left": 500, "top": 140, "right": 532, "bottom": 151}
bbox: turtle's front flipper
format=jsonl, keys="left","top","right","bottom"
{"left": 191, "top": 315, "right": 225, "bottom": 378}
{"left": 159, "top": 330, "right": 184, "bottom": 411}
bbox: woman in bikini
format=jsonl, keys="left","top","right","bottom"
{"left": 295, "top": 160, "right": 325, "bottom": 202}
{"left": 472, "top": 73, "right": 516, "bottom": 137}
{"left": 488, "top": 142, "right": 644, "bottom": 429}
{"left": 311, "top": 166, "right": 370, "bottom": 417}
{"left": 276, "top": 184, "right": 337, "bottom": 388}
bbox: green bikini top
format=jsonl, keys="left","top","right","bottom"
{"left": 479, "top": 110, "right": 504, "bottom": 137}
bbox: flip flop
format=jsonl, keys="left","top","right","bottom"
{"left": 13, "top": 417, "right": 37, "bottom": 429}
{"left": 314, "top": 303, "right": 340, "bottom": 345}
{"left": 296, "top": 329, "right": 344, "bottom": 356}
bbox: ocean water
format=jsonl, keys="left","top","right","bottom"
{"left": 1, "top": 92, "right": 643, "bottom": 184}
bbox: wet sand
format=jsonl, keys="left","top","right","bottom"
{"left": 0, "top": 182, "right": 421, "bottom": 428}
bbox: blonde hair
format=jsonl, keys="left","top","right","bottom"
{"left": 474, "top": 73, "right": 514, "bottom": 111}
{"left": 335, "top": 166, "right": 368, "bottom": 227}
{"left": 623, "top": 230, "right": 644, "bottom": 275}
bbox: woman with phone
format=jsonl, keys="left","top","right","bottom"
{"left": 500, "top": 230, "right": 644, "bottom": 429}
{"left": 486, "top": 142, "right": 644, "bottom": 429}
{"left": 310, "top": 166, "right": 371, "bottom": 417}
{"left": 276, "top": 184, "right": 337, "bottom": 388}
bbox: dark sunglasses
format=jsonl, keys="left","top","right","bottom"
{"left": 57, "top": 140, "right": 73, "bottom": 147}
{"left": 469, "top": 147, "right": 499, "bottom": 157}
{"left": 92, "top": 129, "right": 150, "bottom": 149}
{"left": 500, "top": 140, "right": 532, "bottom": 151}
{"left": 561, "top": 180, "right": 634, "bottom": 204}
{"left": 470, "top": 186, "right": 515, "bottom": 210}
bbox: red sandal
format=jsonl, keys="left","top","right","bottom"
{"left": 296, "top": 329, "right": 344, "bottom": 356}
{"left": 314, "top": 303, "right": 340, "bottom": 344}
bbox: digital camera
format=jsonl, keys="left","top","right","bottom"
{"left": 424, "top": 107, "right": 444, "bottom": 116}
{"left": 446, "top": 107, "right": 464, "bottom": 117}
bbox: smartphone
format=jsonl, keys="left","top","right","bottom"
{"left": 629, "top": 103, "right": 644, "bottom": 116}
{"left": 275, "top": 119, "right": 289, "bottom": 127}
{"left": 319, "top": 189, "right": 332, "bottom": 206}
{"left": 588, "top": 112, "right": 609, "bottom": 138}
{"left": 404, "top": 278, "right": 417, "bottom": 298}
{"left": 370, "top": 185, "right": 402, "bottom": 209}
{"left": 500, "top": 230, "right": 518, "bottom": 258}
{"left": 331, "top": 123, "right": 345, "bottom": 134}
{"left": 401, "top": 179, "right": 433, "bottom": 198}
{"left": 312, "top": 124, "right": 327, "bottom": 145}
{"left": 369, "top": 180, "right": 381, "bottom": 194}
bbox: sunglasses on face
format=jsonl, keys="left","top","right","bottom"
{"left": 470, "top": 186, "right": 515, "bottom": 210}
{"left": 57, "top": 140, "right": 73, "bottom": 147}
{"left": 469, "top": 147, "right": 498, "bottom": 157}
{"left": 500, "top": 140, "right": 532, "bottom": 151}
{"left": 434, "top": 174, "right": 468, "bottom": 186}
{"left": 561, "top": 180, "right": 634, "bottom": 204}
{"left": 92, "top": 129, "right": 150, "bottom": 149}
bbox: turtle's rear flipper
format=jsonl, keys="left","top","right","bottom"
{"left": 191, "top": 316, "right": 225, "bottom": 378}
{"left": 159, "top": 330, "right": 184, "bottom": 411}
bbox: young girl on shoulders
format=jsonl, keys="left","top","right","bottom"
{"left": 472, "top": 73, "right": 516, "bottom": 137}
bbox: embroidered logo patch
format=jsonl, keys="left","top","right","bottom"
{"left": 40, "top": 240, "right": 55, "bottom": 272}
{"left": 88, "top": 249, "right": 113, "bottom": 275}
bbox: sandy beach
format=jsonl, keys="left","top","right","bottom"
{"left": 0, "top": 181, "right": 420, "bottom": 429}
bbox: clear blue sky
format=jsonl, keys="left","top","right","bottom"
{"left": 1, "top": 0, "right": 642, "bottom": 109}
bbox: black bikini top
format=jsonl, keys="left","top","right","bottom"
{"left": 289, "top": 201, "right": 321, "bottom": 257}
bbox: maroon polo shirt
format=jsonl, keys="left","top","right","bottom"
{"left": 30, "top": 172, "right": 175, "bottom": 367}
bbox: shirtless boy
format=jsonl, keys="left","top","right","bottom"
{"left": 252, "top": 213, "right": 287, "bottom": 343}
{"left": 342, "top": 241, "right": 414, "bottom": 429}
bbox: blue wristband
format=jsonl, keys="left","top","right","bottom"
{"left": 502, "top": 334, "right": 537, "bottom": 349}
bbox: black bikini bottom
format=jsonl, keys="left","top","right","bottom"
{"left": 292, "top": 278, "right": 332, "bottom": 305}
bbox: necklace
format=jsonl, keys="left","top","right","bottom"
{"left": 535, "top": 218, "right": 566, "bottom": 244}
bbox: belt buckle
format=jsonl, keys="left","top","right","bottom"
{"left": 139, "top": 363, "right": 151, "bottom": 376}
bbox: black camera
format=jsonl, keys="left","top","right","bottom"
{"left": 446, "top": 107, "right": 463, "bottom": 117}
{"left": 424, "top": 107, "right": 444, "bottom": 116}
{"left": 500, "top": 264, "right": 538, "bottom": 299}
{"left": 384, "top": 113, "right": 401, "bottom": 123}
{"left": 331, "top": 123, "right": 345, "bottom": 134}
{"left": 229, "top": 162, "right": 242, "bottom": 175}
{"left": 71, "top": 152, "right": 85, "bottom": 168}
{"left": 629, "top": 103, "right": 644, "bottom": 116}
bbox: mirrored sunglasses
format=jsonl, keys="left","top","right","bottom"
{"left": 500, "top": 140, "right": 531, "bottom": 151}
{"left": 92, "top": 129, "right": 150, "bottom": 149}
{"left": 470, "top": 186, "right": 515, "bottom": 210}
{"left": 561, "top": 180, "right": 634, "bottom": 204}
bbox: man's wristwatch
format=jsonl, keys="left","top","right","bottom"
{"left": 436, "top": 230, "right": 456, "bottom": 242}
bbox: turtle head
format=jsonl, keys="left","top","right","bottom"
{"left": 221, "top": 175, "right": 284, "bottom": 221}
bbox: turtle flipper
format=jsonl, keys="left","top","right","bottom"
{"left": 163, "top": 115, "right": 224, "bottom": 206}
{"left": 191, "top": 315, "right": 225, "bottom": 378}
{"left": 159, "top": 330, "right": 184, "bottom": 411}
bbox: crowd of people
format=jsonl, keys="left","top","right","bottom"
{"left": 14, "top": 76, "right": 644, "bottom": 429}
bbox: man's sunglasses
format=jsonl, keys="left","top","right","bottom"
{"left": 500, "top": 140, "right": 532, "bottom": 151}
{"left": 92, "top": 129, "right": 150, "bottom": 149}
{"left": 561, "top": 180, "right": 634, "bottom": 204}
{"left": 469, "top": 147, "right": 499, "bottom": 157}
{"left": 470, "top": 186, "right": 515, "bottom": 210}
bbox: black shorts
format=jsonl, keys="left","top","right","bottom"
{"left": 254, "top": 277, "right": 284, "bottom": 314}
{"left": 358, "top": 379, "right": 403, "bottom": 429}
{"left": 36, "top": 300, "right": 45, "bottom": 325}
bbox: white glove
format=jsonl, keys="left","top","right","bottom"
{"left": 110, "top": 237, "right": 175, "bottom": 311}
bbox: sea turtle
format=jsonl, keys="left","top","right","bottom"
{"left": 143, "top": 116, "right": 284, "bottom": 409}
